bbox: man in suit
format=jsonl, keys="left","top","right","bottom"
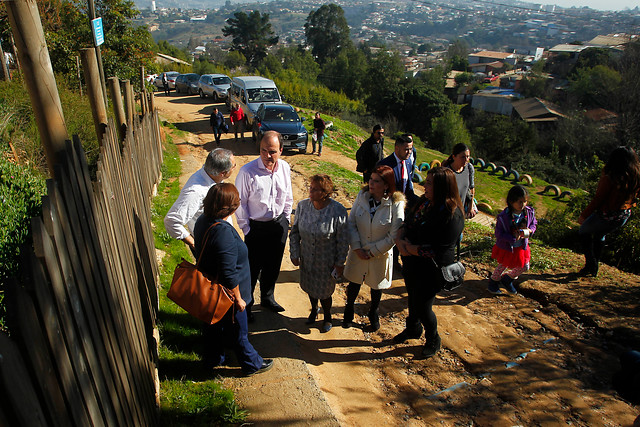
{"left": 378, "top": 133, "right": 417, "bottom": 270}
{"left": 378, "top": 133, "right": 417, "bottom": 203}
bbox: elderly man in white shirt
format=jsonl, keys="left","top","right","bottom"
{"left": 236, "top": 131, "right": 293, "bottom": 319}
{"left": 164, "top": 148, "right": 235, "bottom": 254}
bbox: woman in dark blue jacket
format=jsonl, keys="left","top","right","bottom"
{"left": 193, "top": 183, "right": 273, "bottom": 375}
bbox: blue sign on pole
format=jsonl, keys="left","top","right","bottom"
{"left": 92, "top": 17, "right": 104, "bottom": 46}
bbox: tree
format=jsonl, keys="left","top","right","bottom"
{"left": 320, "top": 47, "right": 368, "bottom": 99}
{"left": 569, "top": 64, "right": 621, "bottom": 110}
{"left": 277, "top": 46, "right": 320, "bottom": 82}
{"left": 0, "top": 0, "right": 156, "bottom": 80}
{"left": 304, "top": 4, "right": 352, "bottom": 65}
{"left": 364, "top": 49, "right": 405, "bottom": 106}
{"left": 430, "top": 106, "right": 471, "bottom": 154}
{"left": 157, "top": 40, "right": 189, "bottom": 62}
{"left": 222, "top": 11, "right": 278, "bottom": 68}
{"left": 618, "top": 40, "right": 640, "bottom": 148}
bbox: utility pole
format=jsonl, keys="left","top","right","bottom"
{"left": 5, "top": 0, "right": 68, "bottom": 174}
{"left": 87, "top": 0, "right": 108, "bottom": 110}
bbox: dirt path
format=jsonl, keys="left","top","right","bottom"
{"left": 154, "top": 93, "right": 640, "bottom": 426}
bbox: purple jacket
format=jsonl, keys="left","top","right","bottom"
{"left": 495, "top": 205, "right": 537, "bottom": 252}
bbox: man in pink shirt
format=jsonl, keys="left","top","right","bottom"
{"left": 235, "top": 131, "right": 293, "bottom": 320}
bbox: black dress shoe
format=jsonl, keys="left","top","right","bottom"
{"left": 245, "top": 359, "right": 274, "bottom": 376}
{"left": 420, "top": 334, "right": 441, "bottom": 359}
{"left": 393, "top": 327, "right": 423, "bottom": 344}
{"left": 306, "top": 306, "right": 320, "bottom": 324}
{"left": 261, "top": 300, "right": 285, "bottom": 312}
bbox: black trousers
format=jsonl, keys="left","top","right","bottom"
{"left": 244, "top": 215, "right": 288, "bottom": 308}
{"left": 401, "top": 256, "right": 439, "bottom": 340}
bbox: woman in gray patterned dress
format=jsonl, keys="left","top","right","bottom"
{"left": 290, "top": 174, "right": 349, "bottom": 333}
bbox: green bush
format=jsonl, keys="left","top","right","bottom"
{"left": 274, "top": 75, "right": 365, "bottom": 116}
{"left": 534, "top": 208, "right": 578, "bottom": 250}
{"left": 605, "top": 205, "right": 640, "bottom": 273}
{"left": 0, "top": 158, "right": 47, "bottom": 330}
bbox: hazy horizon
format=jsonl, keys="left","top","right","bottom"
{"left": 536, "top": 0, "right": 638, "bottom": 11}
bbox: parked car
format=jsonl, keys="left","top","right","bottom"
{"left": 227, "top": 76, "right": 284, "bottom": 126}
{"left": 175, "top": 73, "right": 200, "bottom": 95}
{"left": 198, "top": 74, "right": 231, "bottom": 101}
{"left": 252, "top": 103, "right": 308, "bottom": 154}
{"left": 154, "top": 71, "right": 179, "bottom": 91}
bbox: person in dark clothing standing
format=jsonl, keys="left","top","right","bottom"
{"left": 356, "top": 124, "right": 385, "bottom": 183}
{"left": 162, "top": 72, "right": 170, "bottom": 96}
{"left": 210, "top": 107, "right": 225, "bottom": 146}
{"left": 312, "top": 112, "right": 326, "bottom": 156}
{"left": 394, "top": 167, "right": 465, "bottom": 359}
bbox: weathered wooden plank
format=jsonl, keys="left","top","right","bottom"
{"left": 0, "top": 333, "right": 49, "bottom": 426}
{"left": 7, "top": 276, "right": 71, "bottom": 427}
{"left": 31, "top": 214, "right": 105, "bottom": 426}
{"left": 26, "top": 224, "right": 93, "bottom": 427}
{"left": 46, "top": 167, "right": 120, "bottom": 425}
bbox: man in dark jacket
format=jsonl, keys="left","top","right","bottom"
{"left": 356, "top": 124, "right": 385, "bottom": 183}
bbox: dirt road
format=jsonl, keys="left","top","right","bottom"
{"left": 154, "top": 92, "right": 640, "bottom": 426}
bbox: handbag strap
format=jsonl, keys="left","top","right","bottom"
{"left": 195, "top": 222, "right": 221, "bottom": 268}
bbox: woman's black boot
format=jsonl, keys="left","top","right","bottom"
{"left": 343, "top": 282, "right": 360, "bottom": 328}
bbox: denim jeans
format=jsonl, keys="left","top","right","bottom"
{"left": 312, "top": 134, "right": 324, "bottom": 154}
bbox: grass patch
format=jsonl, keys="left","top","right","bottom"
{"left": 304, "top": 160, "right": 363, "bottom": 199}
{"left": 153, "top": 130, "right": 246, "bottom": 425}
{"left": 462, "top": 221, "right": 571, "bottom": 272}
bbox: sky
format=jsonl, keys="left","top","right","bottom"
{"left": 536, "top": 1, "right": 639, "bottom": 11}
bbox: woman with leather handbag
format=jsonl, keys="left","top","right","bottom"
{"left": 394, "top": 167, "right": 465, "bottom": 359}
{"left": 193, "top": 183, "right": 273, "bottom": 375}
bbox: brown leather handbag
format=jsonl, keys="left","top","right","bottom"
{"left": 167, "top": 222, "right": 235, "bottom": 324}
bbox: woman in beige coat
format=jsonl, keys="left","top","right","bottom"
{"left": 343, "top": 165, "right": 405, "bottom": 331}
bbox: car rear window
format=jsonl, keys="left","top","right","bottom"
{"left": 264, "top": 108, "right": 298, "bottom": 122}
{"left": 248, "top": 88, "right": 279, "bottom": 103}
{"left": 213, "top": 77, "right": 231, "bottom": 85}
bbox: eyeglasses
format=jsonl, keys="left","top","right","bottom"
{"left": 377, "top": 131, "right": 385, "bottom": 135}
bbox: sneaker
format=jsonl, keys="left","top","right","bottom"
{"left": 393, "top": 326, "right": 423, "bottom": 344}
{"left": 421, "top": 334, "right": 441, "bottom": 359}
{"left": 245, "top": 359, "right": 273, "bottom": 376}
{"left": 488, "top": 279, "right": 503, "bottom": 295}
{"left": 500, "top": 275, "right": 517, "bottom": 294}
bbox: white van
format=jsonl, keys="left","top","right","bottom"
{"left": 227, "top": 76, "right": 284, "bottom": 125}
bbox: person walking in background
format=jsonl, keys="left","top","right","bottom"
{"left": 210, "top": 107, "right": 225, "bottom": 146}
{"left": 229, "top": 103, "right": 246, "bottom": 142}
{"left": 162, "top": 72, "right": 170, "bottom": 96}
{"left": 312, "top": 112, "right": 326, "bottom": 157}
{"left": 442, "top": 143, "right": 477, "bottom": 219}
{"left": 342, "top": 165, "right": 405, "bottom": 332}
{"left": 356, "top": 124, "right": 385, "bottom": 183}
{"left": 488, "top": 185, "right": 537, "bottom": 295}
{"left": 193, "top": 183, "right": 273, "bottom": 375}
{"left": 577, "top": 146, "right": 640, "bottom": 277}
{"left": 394, "top": 167, "right": 464, "bottom": 358}
{"left": 290, "top": 174, "right": 349, "bottom": 333}
{"left": 235, "top": 131, "right": 293, "bottom": 320}
{"left": 164, "top": 148, "right": 235, "bottom": 255}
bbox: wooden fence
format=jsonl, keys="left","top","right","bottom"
{"left": 0, "top": 99, "right": 163, "bottom": 425}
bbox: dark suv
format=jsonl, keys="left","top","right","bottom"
{"left": 175, "top": 73, "right": 200, "bottom": 95}
{"left": 252, "top": 104, "right": 308, "bottom": 153}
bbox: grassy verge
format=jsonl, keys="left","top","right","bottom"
{"left": 152, "top": 131, "right": 247, "bottom": 426}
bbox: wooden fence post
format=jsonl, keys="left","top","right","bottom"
{"left": 5, "top": 0, "right": 68, "bottom": 175}
{"left": 139, "top": 66, "right": 146, "bottom": 117}
{"left": 123, "top": 80, "right": 134, "bottom": 128}
{"left": 80, "top": 48, "right": 107, "bottom": 144}
{"left": 108, "top": 77, "right": 127, "bottom": 142}
{"left": 0, "top": 41, "right": 10, "bottom": 81}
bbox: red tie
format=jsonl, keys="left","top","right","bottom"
{"left": 401, "top": 160, "right": 407, "bottom": 191}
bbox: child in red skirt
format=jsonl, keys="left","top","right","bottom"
{"left": 489, "top": 185, "right": 537, "bottom": 295}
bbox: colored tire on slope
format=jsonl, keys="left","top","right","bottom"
{"left": 417, "top": 162, "right": 430, "bottom": 172}
{"left": 544, "top": 185, "right": 561, "bottom": 196}
{"left": 430, "top": 159, "right": 442, "bottom": 168}
{"left": 520, "top": 174, "right": 533, "bottom": 185}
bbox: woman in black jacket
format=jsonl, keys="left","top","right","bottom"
{"left": 394, "top": 167, "right": 465, "bottom": 358}
{"left": 193, "top": 183, "right": 273, "bottom": 375}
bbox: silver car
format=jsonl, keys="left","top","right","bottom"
{"left": 198, "top": 74, "right": 231, "bottom": 101}
{"left": 153, "top": 71, "right": 179, "bottom": 90}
